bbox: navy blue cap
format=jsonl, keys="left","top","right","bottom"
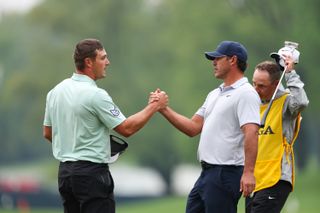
{"left": 205, "top": 41, "right": 248, "bottom": 62}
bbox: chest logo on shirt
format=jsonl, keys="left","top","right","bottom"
{"left": 110, "top": 106, "right": 120, "bottom": 117}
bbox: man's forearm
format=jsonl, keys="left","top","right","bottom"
{"left": 243, "top": 124, "right": 259, "bottom": 173}
{"left": 118, "top": 103, "right": 159, "bottom": 137}
{"left": 160, "top": 107, "right": 202, "bottom": 137}
{"left": 244, "top": 137, "right": 257, "bottom": 174}
{"left": 43, "top": 126, "right": 52, "bottom": 143}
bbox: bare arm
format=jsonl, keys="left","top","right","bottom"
{"left": 114, "top": 92, "right": 168, "bottom": 137}
{"left": 240, "top": 123, "right": 259, "bottom": 197}
{"left": 159, "top": 106, "right": 203, "bottom": 137}
{"left": 43, "top": 126, "right": 52, "bottom": 143}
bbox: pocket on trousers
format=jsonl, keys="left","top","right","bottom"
{"left": 89, "top": 171, "right": 114, "bottom": 198}
{"left": 98, "top": 172, "right": 114, "bottom": 191}
{"left": 58, "top": 177, "right": 71, "bottom": 199}
{"left": 220, "top": 167, "right": 242, "bottom": 199}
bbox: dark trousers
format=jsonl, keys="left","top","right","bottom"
{"left": 245, "top": 180, "right": 292, "bottom": 213}
{"left": 58, "top": 161, "right": 115, "bottom": 213}
{"left": 186, "top": 162, "right": 243, "bottom": 213}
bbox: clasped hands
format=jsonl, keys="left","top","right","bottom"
{"left": 148, "top": 88, "right": 168, "bottom": 111}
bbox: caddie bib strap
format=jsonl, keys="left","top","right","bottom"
{"left": 254, "top": 94, "right": 287, "bottom": 192}
{"left": 283, "top": 112, "right": 301, "bottom": 190}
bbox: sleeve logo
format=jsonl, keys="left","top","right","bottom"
{"left": 110, "top": 106, "right": 120, "bottom": 116}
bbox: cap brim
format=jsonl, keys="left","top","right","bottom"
{"left": 270, "top": 52, "right": 285, "bottom": 71}
{"left": 110, "top": 135, "right": 128, "bottom": 156}
{"left": 270, "top": 52, "right": 280, "bottom": 60}
{"left": 205, "top": 51, "right": 226, "bottom": 60}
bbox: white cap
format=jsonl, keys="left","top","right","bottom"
{"left": 270, "top": 41, "right": 300, "bottom": 69}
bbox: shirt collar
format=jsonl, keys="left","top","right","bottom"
{"left": 219, "top": 77, "right": 248, "bottom": 91}
{"left": 71, "top": 73, "right": 97, "bottom": 86}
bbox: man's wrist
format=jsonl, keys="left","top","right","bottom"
{"left": 159, "top": 106, "right": 171, "bottom": 115}
{"left": 147, "top": 101, "right": 160, "bottom": 112}
{"left": 243, "top": 166, "right": 255, "bottom": 174}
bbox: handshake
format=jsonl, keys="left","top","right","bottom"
{"left": 148, "top": 88, "right": 169, "bottom": 111}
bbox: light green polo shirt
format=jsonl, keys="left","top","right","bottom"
{"left": 43, "top": 73, "right": 126, "bottom": 163}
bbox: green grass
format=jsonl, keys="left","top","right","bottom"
{"left": 117, "top": 166, "right": 320, "bottom": 213}
{"left": 0, "top": 209, "right": 61, "bottom": 213}
{"left": 117, "top": 196, "right": 185, "bottom": 213}
{"left": 1, "top": 166, "right": 319, "bottom": 213}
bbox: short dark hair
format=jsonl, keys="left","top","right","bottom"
{"left": 226, "top": 56, "right": 247, "bottom": 72}
{"left": 73, "top": 39, "right": 104, "bottom": 70}
{"left": 255, "top": 61, "right": 281, "bottom": 82}
{"left": 237, "top": 59, "right": 247, "bottom": 72}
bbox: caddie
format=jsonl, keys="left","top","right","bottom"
{"left": 246, "top": 42, "right": 309, "bottom": 213}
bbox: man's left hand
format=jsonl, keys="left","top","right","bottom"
{"left": 240, "top": 171, "right": 256, "bottom": 197}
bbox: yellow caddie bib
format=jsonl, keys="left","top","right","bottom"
{"left": 254, "top": 94, "right": 301, "bottom": 192}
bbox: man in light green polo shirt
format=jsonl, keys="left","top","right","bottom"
{"left": 43, "top": 38, "right": 167, "bottom": 213}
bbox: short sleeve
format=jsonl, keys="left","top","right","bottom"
{"left": 195, "top": 90, "right": 218, "bottom": 118}
{"left": 196, "top": 103, "right": 206, "bottom": 118}
{"left": 92, "top": 89, "right": 126, "bottom": 129}
{"left": 237, "top": 89, "right": 261, "bottom": 127}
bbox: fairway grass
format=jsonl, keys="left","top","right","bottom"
{"left": 117, "top": 167, "right": 320, "bottom": 213}
{"left": 1, "top": 166, "right": 319, "bottom": 213}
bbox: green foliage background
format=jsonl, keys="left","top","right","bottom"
{"left": 0, "top": 0, "right": 319, "bottom": 186}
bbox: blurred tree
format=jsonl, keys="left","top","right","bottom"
{"left": 242, "top": 0, "right": 319, "bottom": 170}
{"left": 0, "top": 0, "right": 318, "bottom": 190}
